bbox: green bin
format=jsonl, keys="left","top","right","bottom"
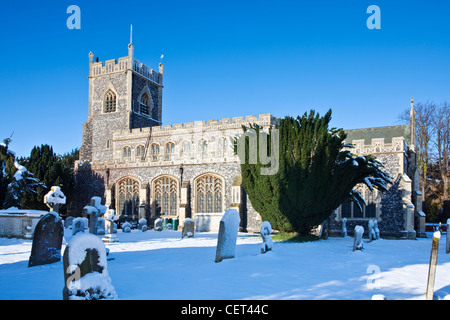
{"left": 172, "top": 218, "right": 179, "bottom": 231}
{"left": 162, "top": 218, "right": 169, "bottom": 229}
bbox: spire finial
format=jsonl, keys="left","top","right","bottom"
{"left": 130, "top": 24, "right": 133, "bottom": 45}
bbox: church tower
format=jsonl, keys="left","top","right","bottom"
{"left": 79, "top": 30, "right": 163, "bottom": 163}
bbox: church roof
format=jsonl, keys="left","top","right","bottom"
{"left": 343, "top": 124, "right": 411, "bottom": 145}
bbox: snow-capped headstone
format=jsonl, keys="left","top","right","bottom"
{"left": 122, "top": 221, "right": 131, "bottom": 233}
{"left": 154, "top": 218, "right": 163, "bottom": 231}
{"left": 102, "top": 208, "right": 119, "bottom": 243}
{"left": 28, "top": 211, "right": 64, "bottom": 267}
{"left": 44, "top": 186, "right": 66, "bottom": 214}
{"left": 138, "top": 218, "right": 147, "bottom": 231}
{"left": 353, "top": 225, "right": 364, "bottom": 251}
{"left": 83, "top": 196, "right": 107, "bottom": 235}
{"left": 342, "top": 217, "right": 347, "bottom": 237}
{"left": 62, "top": 233, "right": 117, "bottom": 300}
{"left": 65, "top": 216, "right": 74, "bottom": 229}
{"left": 72, "top": 217, "right": 88, "bottom": 236}
{"left": 368, "top": 219, "right": 379, "bottom": 241}
{"left": 260, "top": 221, "right": 273, "bottom": 254}
{"left": 215, "top": 209, "right": 240, "bottom": 263}
{"left": 182, "top": 218, "right": 195, "bottom": 238}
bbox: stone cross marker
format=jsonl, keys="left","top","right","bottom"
{"left": 353, "top": 225, "right": 364, "bottom": 251}
{"left": 83, "top": 196, "right": 107, "bottom": 235}
{"left": 182, "top": 218, "right": 195, "bottom": 238}
{"left": 215, "top": 209, "right": 240, "bottom": 263}
{"left": 63, "top": 233, "right": 117, "bottom": 300}
{"left": 102, "top": 208, "right": 119, "bottom": 243}
{"left": 260, "top": 221, "right": 273, "bottom": 254}
{"left": 44, "top": 186, "right": 66, "bottom": 214}
{"left": 28, "top": 212, "right": 64, "bottom": 267}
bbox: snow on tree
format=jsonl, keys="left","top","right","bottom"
{"left": 0, "top": 137, "right": 44, "bottom": 209}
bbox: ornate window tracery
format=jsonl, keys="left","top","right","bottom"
{"left": 195, "top": 174, "right": 223, "bottom": 213}
{"left": 117, "top": 178, "right": 139, "bottom": 219}
{"left": 153, "top": 176, "right": 178, "bottom": 216}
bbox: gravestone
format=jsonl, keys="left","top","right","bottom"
{"left": 139, "top": 218, "right": 148, "bottom": 232}
{"left": 182, "top": 218, "right": 195, "bottom": 238}
{"left": 72, "top": 217, "right": 88, "bottom": 236}
{"left": 215, "top": 209, "right": 240, "bottom": 263}
{"left": 122, "top": 221, "right": 131, "bottom": 232}
{"left": 44, "top": 186, "right": 66, "bottom": 214}
{"left": 353, "top": 225, "right": 364, "bottom": 251}
{"left": 260, "top": 221, "right": 273, "bottom": 254}
{"left": 102, "top": 208, "right": 119, "bottom": 243}
{"left": 65, "top": 216, "right": 74, "bottom": 229}
{"left": 83, "top": 196, "right": 107, "bottom": 235}
{"left": 154, "top": 218, "right": 163, "bottom": 231}
{"left": 368, "top": 219, "right": 379, "bottom": 241}
{"left": 28, "top": 211, "right": 64, "bottom": 267}
{"left": 62, "top": 233, "right": 117, "bottom": 300}
{"left": 342, "top": 217, "right": 347, "bottom": 237}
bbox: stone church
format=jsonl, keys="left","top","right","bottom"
{"left": 75, "top": 39, "right": 424, "bottom": 238}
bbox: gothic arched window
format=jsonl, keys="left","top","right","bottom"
{"left": 104, "top": 90, "right": 117, "bottom": 113}
{"left": 195, "top": 174, "right": 223, "bottom": 213}
{"left": 123, "top": 146, "right": 131, "bottom": 158}
{"left": 136, "top": 145, "right": 145, "bottom": 159}
{"left": 117, "top": 178, "right": 139, "bottom": 219}
{"left": 153, "top": 176, "right": 178, "bottom": 216}
{"left": 140, "top": 93, "right": 150, "bottom": 115}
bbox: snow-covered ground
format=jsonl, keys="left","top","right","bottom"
{"left": 0, "top": 229, "right": 449, "bottom": 300}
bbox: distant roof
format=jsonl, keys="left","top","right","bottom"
{"left": 344, "top": 124, "right": 411, "bottom": 145}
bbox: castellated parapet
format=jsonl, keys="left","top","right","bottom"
{"left": 83, "top": 113, "right": 277, "bottom": 169}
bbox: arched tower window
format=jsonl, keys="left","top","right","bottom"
{"left": 117, "top": 178, "right": 140, "bottom": 219}
{"left": 140, "top": 93, "right": 150, "bottom": 115}
{"left": 104, "top": 90, "right": 117, "bottom": 113}
{"left": 153, "top": 176, "right": 178, "bottom": 216}
{"left": 195, "top": 174, "right": 223, "bottom": 213}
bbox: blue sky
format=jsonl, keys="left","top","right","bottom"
{"left": 1, "top": 0, "right": 449, "bottom": 157}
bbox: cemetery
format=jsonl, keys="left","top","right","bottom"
{"left": 0, "top": 188, "right": 449, "bottom": 300}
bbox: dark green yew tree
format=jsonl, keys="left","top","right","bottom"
{"left": 235, "top": 110, "right": 392, "bottom": 235}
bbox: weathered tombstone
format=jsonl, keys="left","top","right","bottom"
{"left": 83, "top": 196, "right": 107, "bottom": 235}
{"left": 426, "top": 231, "right": 440, "bottom": 300}
{"left": 182, "top": 218, "right": 195, "bottom": 238}
{"left": 353, "top": 225, "right": 364, "bottom": 251}
{"left": 122, "top": 221, "right": 131, "bottom": 233}
{"left": 139, "top": 218, "right": 147, "bottom": 232}
{"left": 342, "top": 217, "right": 347, "bottom": 237}
{"left": 28, "top": 212, "right": 64, "bottom": 267}
{"left": 154, "top": 218, "right": 163, "bottom": 231}
{"left": 102, "top": 208, "right": 119, "bottom": 243}
{"left": 65, "top": 216, "right": 74, "bottom": 229}
{"left": 72, "top": 217, "right": 88, "bottom": 236}
{"left": 215, "top": 209, "right": 240, "bottom": 263}
{"left": 62, "top": 233, "right": 117, "bottom": 300}
{"left": 374, "top": 220, "right": 380, "bottom": 239}
{"left": 368, "top": 220, "right": 378, "bottom": 241}
{"left": 260, "top": 221, "right": 273, "bottom": 254}
{"left": 44, "top": 186, "right": 66, "bottom": 214}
